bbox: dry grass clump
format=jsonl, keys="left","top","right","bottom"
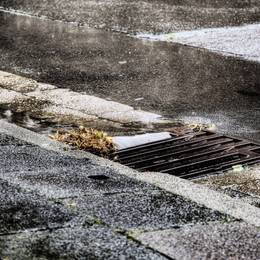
{"left": 167, "top": 123, "right": 217, "bottom": 136}
{"left": 50, "top": 126, "right": 116, "bottom": 157}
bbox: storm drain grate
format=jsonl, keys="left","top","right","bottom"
{"left": 113, "top": 131, "right": 260, "bottom": 179}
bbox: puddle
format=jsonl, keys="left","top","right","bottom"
{"left": 0, "top": 106, "right": 184, "bottom": 142}
{"left": 0, "top": 107, "right": 139, "bottom": 136}
{"left": 0, "top": 107, "right": 71, "bottom": 135}
{"left": 0, "top": 105, "right": 193, "bottom": 153}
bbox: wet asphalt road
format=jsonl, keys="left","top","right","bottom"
{"left": 1, "top": 0, "right": 260, "bottom": 33}
{"left": 0, "top": 11, "right": 260, "bottom": 141}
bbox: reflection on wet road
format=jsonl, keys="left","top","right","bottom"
{"left": 0, "top": 11, "right": 259, "bottom": 140}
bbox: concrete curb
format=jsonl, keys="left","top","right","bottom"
{"left": 1, "top": 120, "right": 260, "bottom": 227}
{"left": 0, "top": 70, "right": 166, "bottom": 125}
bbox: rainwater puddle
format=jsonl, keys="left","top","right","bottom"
{"left": 0, "top": 107, "right": 71, "bottom": 135}
{"left": 0, "top": 107, "right": 184, "bottom": 149}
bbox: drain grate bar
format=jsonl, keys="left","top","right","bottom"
{"left": 115, "top": 131, "right": 210, "bottom": 157}
{"left": 116, "top": 132, "right": 222, "bottom": 161}
{"left": 161, "top": 152, "right": 245, "bottom": 174}
{"left": 114, "top": 131, "right": 260, "bottom": 179}
{"left": 124, "top": 138, "right": 243, "bottom": 167}
{"left": 180, "top": 155, "right": 260, "bottom": 179}
{"left": 137, "top": 141, "right": 253, "bottom": 171}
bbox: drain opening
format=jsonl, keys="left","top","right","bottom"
{"left": 88, "top": 175, "right": 110, "bottom": 180}
{"left": 113, "top": 131, "right": 260, "bottom": 179}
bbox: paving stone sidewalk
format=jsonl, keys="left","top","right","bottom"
{"left": 0, "top": 123, "right": 260, "bottom": 259}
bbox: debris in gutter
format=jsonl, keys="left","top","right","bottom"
{"left": 49, "top": 122, "right": 215, "bottom": 156}
{"left": 50, "top": 126, "right": 116, "bottom": 157}
{"left": 166, "top": 123, "right": 216, "bottom": 136}
{"left": 232, "top": 165, "right": 245, "bottom": 173}
{"left": 113, "top": 132, "right": 172, "bottom": 150}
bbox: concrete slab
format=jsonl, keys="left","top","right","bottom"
{"left": 0, "top": 87, "right": 27, "bottom": 104}
{"left": 135, "top": 222, "right": 260, "bottom": 260}
{"left": 27, "top": 88, "right": 133, "bottom": 116}
{"left": 0, "top": 70, "right": 38, "bottom": 92}
{"left": 206, "top": 187, "right": 260, "bottom": 209}
{"left": 60, "top": 191, "right": 234, "bottom": 230}
{"left": 0, "top": 145, "right": 90, "bottom": 173}
{"left": 0, "top": 226, "right": 166, "bottom": 259}
{"left": 42, "top": 105, "right": 97, "bottom": 122}
{"left": 101, "top": 110, "right": 164, "bottom": 124}
{"left": 0, "top": 179, "right": 74, "bottom": 234}
{"left": 0, "top": 166, "right": 160, "bottom": 199}
{"left": 28, "top": 87, "right": 164, "bottom": 124}
{"left": 36, "top": 82, "right": 57, "bottom": 91}
{"left": 130, "top": 170, "right": 260, "bottom": 227}
{"left": 0, "top": 133, "right": 31, "bottom": 146}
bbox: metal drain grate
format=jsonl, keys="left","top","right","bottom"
{"left": 113, "top": 131, "right": 260, "bottom": 179}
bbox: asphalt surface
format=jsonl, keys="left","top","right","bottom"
{"left": 0, "top": 11, "right": 260, "bottom": 141}
{"left": 1, "top": 0, "right": 260, "bottom": 33}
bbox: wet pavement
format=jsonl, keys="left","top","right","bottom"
{"left": 0, "top": 11, "right": 260, "bottom": 141}
{"left": 1, "top": 0, "right": 260, "bottom": 33}
{"left": 1, "top": 2, "right": 260, "bottom": 259}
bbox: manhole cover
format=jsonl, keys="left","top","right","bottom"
{"left": 113, "top": 131, "right": 260, "bottom": 179}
